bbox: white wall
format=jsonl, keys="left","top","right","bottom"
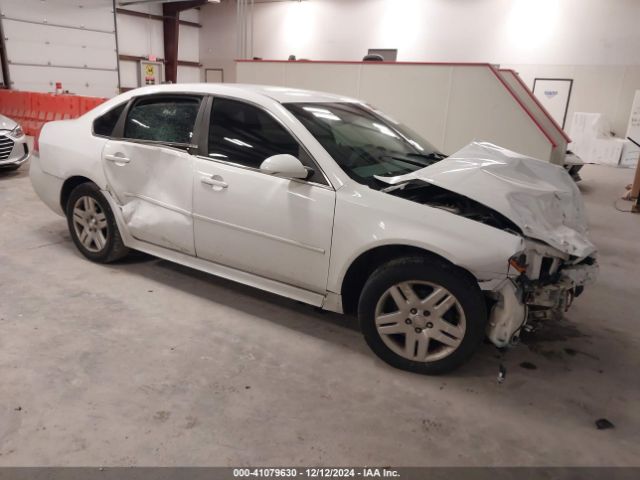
{"left": 200, "top": 0, "right": 237, "bottom": 82}
{"left": 200, "top": 0, "right": 640, "bottom": 132}
{"left": 238, "top": 61, "right": 560, "bottom": 162}
{"left": 202, "top": 0, "right": 640, "bottom": 64}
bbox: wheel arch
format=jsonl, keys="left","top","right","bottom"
{"left": 60, "top": 175, "right": 97, "bottom": 212}
{"left": 339, "top": 244, "right": 478, "bottom": 315}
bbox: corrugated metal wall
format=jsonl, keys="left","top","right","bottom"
{"left": 0, "top": 0, "right": 203, "bottom": 97}
{"left": 0, "top": 0, "right": 119, "bottom": 97}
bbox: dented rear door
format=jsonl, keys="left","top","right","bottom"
{"left": 102, "top": 141, "right": 195, "bottom": 255}
{"left": 102, "top": 94, "right": 203, "bottom": 255}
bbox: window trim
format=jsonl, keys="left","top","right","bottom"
{"left": 199, "top": 94, "right": 334, "bottom": 190}
{"left": 91, "top": 102, "right": 128, "bottom": 139}
{"left": 111, "top": 93, "right": 207, "bottom": 154}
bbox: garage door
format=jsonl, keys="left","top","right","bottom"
{"left": 0, "top": 0, "right": 118, "bottom": 97}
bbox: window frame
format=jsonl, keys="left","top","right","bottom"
{"left": 197, "top": 94, "right": 333, "bottom": 190}
{"left": 111, "top": 93, "right": 208, "bottom": 154}
{"left": 91, "top": 102, "right": 127, "bottom": 139}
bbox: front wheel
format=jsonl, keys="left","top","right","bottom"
{"left": 358, "top": 257, "right": 487, "bottom": 375}
{"left": 65, "top": 182, "right": 129, "bottom": 263}
{"left": 1, "top": 164, "right": 22, "bottom": 171}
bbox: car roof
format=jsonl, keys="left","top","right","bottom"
{"left": 123, "top": 83, "right": 359, "bottom": 104}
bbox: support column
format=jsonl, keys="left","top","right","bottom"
{"left": 162, "top": 0, "right": 206, "bottom": 84}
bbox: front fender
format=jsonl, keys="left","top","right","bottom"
{"left": 327, "top": 187, "right": 525, "bottom": 293}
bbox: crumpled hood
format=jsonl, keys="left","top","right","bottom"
{"left": 0, "top": 113, "right": 18, "bottom": 132}
{"left": 375, "top": 142, "right": 596, "bottom": 258}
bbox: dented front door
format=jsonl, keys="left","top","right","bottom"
{"left": 102, "top": 140, "right": 195, "bottom": 255}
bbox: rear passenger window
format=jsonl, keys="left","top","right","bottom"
{"left": 124, "top": 96, "right": 200, "bottom": 144}
{"left": 93, "top": 103, "right": 125, "bottom": 137}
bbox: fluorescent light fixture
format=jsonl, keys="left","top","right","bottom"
{"left": 283, "top": 0, "right": 315, "bottom": 51}
{"left": 224, "top": 137, "right": 253, "bottom": 148}
{"left": 507, "top": 0, "right": 559, "bottom": 50}
{"left": 303, "top": 107, "right": 341, "bottom": 121}
{"left": 407, "top": 139, "right": 424, "bottom": 151}
{"left": 372, "top": 122, "right": 398, "bottom": 138}
{"left": 131, "top": 119, "right": 149, "bottom": 129}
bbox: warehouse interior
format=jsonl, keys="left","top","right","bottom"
{"left": 0, "top": 0, "right": 639, "bottom": 473}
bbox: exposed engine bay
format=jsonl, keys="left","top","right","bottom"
{"left": 386, "top": 181, "right": 522, "bottom": 235}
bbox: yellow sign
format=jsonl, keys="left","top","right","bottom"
{"left": 144, "top": 64, "right": 155, "bottom": 77}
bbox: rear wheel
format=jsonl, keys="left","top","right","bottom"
{"left": 358, "top": 257, "right": 487, "bottom": 375}
{"left": 65, "top": 182, "right": 129, "bottom": 263}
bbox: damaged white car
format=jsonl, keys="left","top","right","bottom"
{"left": 30, "top": 84, "right": 598, "bottom": 374}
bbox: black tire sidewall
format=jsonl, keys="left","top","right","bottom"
{"left": 65, "top": 183, "right": 120, "bottom": 263}
{"left": 358, "top": 257, "right": 487, "bottom": 375}
{"left": 1, "top": 164, "right": 21, "bottom": 171}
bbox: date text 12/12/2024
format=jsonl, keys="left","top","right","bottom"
{"left": 233, "top": 468, "right": 400, "bottom": 478}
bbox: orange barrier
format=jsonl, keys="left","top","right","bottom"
{"left": 0, "top": 90, "right": 108, "bottom": 150}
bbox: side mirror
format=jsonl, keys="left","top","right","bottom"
{"left": 260, "top": 154, "right": 309, "bottom": 179}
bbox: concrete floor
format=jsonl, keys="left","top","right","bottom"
{"left": 0, "top": 159, "right": 639, "bottom": 466}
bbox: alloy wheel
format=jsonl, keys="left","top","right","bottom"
{"left": 72, "top": 195, "right": 109, "bottom": 253}
{"left": 374, "top": 281, "right": 467, "bottom": 362}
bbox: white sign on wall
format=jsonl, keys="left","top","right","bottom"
{"left": 626, "top": 90, "right": 640, "bottom": 142}
{"left": 533, "top": 78, "right": 574, "bottom": 129}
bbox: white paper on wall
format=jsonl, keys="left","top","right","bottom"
{"left": 620, "top": 141, "right": 640, "bottom": 168}
{"left": 569, "top": 112, "right": 624, "bottom": 166}
{"left": 625, "top": 90, "right": 640, "bottom": 143}
{"left": 569, "top": 113, "right": 605, "bottom": 159}
{"left": 590, "top": 138, "right": 625, "bottom": 166}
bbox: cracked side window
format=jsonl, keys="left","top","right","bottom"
{"left": 124, "top": 96, "right": 201, "bottom": 144}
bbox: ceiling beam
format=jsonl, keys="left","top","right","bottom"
{"left": 119, "top": 54, "right": 201, "bottom": 68}
{"left": 116, "top": 8, "right": 202, "bottom": 28}
{"left": 119, "top": 0, "right": 208, "bottom": 6}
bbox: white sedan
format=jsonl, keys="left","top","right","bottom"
{"left": 0, "top": 113, "right": 30, "bottom": 170}
{"left": 30, "top": 84, "right": 598, "bottom": 374}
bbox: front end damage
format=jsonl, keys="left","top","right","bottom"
{"left": 375, "top": 142, "right": 599, "bottom": 349}
{"left": 486, "top": 240, "right": 598, "bottom": 347}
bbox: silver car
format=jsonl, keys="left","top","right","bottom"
{"left": 0, "top": 114, "right": 30, "bottom": 171}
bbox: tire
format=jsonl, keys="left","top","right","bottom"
{"left": 358, "top": 256, "right": 487, "bottom": 375}
{"left": 0, "top": 164, "right": 21, "bottom": 171}
{"left": 65, "top": 182, "right": 129, "bottom": 263}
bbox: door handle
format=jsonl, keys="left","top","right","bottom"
{"left": 105, "top": 153, "right": 130, "bottom": 164}
{"left": 201, "top": 176, "right": 228, "bottom": 189}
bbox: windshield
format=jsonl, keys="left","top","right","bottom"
{"left": 284, "top": 102, "right": 445, "bottom": 188}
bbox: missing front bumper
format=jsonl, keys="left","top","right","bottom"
{"left": 486, "top": 280, "right": 527, "bottom": 347}
{"left": 526, "top": 261, "right": 599, "bottom": 319}
{"left": 486, "top": 261, "right": 599, "bottom": 347}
